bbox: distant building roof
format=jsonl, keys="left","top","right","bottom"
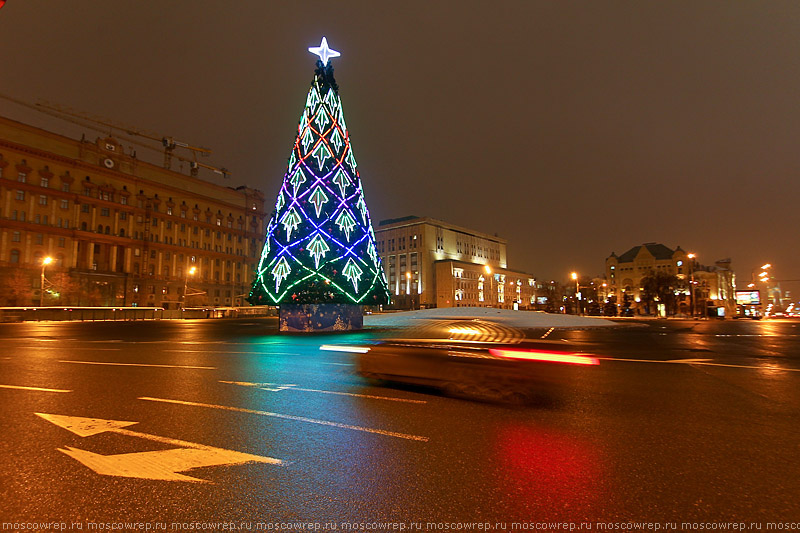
{"left": 617, "top": 243, "right": 675, "bottom": 263}
{"left": 378, "top": 215, "right": 420, "bottom": 226}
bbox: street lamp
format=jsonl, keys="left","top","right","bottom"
{"left": 484, "top": 265, "right": 494, "bottom": 308}
{"left": 40, "top": 256, "right": 53, "bottom": 307}
{"left": 687, "top": 253, "right": 697, "bottom": 318}
{"left": 405, "top": 272, "right": 413, "bottom": 309}
{"left": 571, "top": 272, "right": 579, "bottom": 315}
{"left": 183, "top": 266, "right": 197, "bottom": 309}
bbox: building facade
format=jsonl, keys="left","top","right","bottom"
{"left": 375, "top": 216, "right": 537, "bottom": 309}
{"left": 0, "top": 115, "right": 265, "bottom": 308}
{"left": 605, "top": 243, "right": 736, "bottom": 316}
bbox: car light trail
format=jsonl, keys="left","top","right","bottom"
{"left": 320, "top": 345, "right": 370, "bottom": 353}
{"left": 489, "top": 348, "right": 599, "bottom": 366}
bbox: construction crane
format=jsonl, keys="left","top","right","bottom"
{"left": 0, "top": 92, "right": 230, "bottom": 178}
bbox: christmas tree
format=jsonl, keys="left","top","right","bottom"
{"left": 248, "top": 37, "right": 390, "bottom": 307}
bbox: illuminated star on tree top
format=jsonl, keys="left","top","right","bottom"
{"left": 308, "top": 37, "right": 341, "bottom": 66}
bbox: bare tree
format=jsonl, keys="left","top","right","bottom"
{"left": 0, "top": 269, "right": 36, "bottom": 306}
{"left": 48, "top": 272, "right": 82, "bottom": 305}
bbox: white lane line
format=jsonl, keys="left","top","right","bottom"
{"left": 138, "top": 396, "right": 429, "bottom": 442}
{"left": 0, "top": 384, "right": 71, "bottom": 393}
{"left": 24, "top": 347, "right": 122, "bottom": 351}
{"left": 598, "top": 357, "right": 800, "bottom": 372}
{"left": 322, "top": 362, "right": 354, "bottom": 366}
{"left": 163, "top": 350, "right": 257, "bottom": 354}
{"left": 219, "top": 380, "right": 427, "bottom": 404}
{"left": 59, "top": 361, "right": 215, "bottom": 370}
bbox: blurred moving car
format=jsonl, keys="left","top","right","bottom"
{"left": 323, "top": 320, "right": 599, "bottom": 403}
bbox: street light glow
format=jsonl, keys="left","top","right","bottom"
{"left": 571, "top": 272, "right": 578, "bottom": 281}
{"left": 42, "top": 256, "right": 53, "bottom": 265}
{"left": 761, "top": 264, "right": 771, "bottom": 270}
{"left": 189, "top": 266, "right": 197, "bottom": 275}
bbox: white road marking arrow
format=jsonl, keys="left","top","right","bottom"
{"left": 35, "top": 413, "right": 281, "bottom": 483}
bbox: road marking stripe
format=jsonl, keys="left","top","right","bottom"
{"left": 322, "top": 362, "right": 354, "bottom": 366}
{"left": 18, "top": 346, "right": 121, "bottom": 351}
{"left": 597, "top": 357, "right": 800, "bottom": 372}
{"left": 60, "top": 361, "right": 215, "bottom": 370}
{"left": 219, "top": 381, "right": 427, "bottom": 404}
{"left": 0, "top": 384, "right": 71, "bottom": 393}
{"left": 138, "top": 396, "right": 429, "bottom": 442}
{"left": 163, "top": 350, "right": 257, "bottom": 354}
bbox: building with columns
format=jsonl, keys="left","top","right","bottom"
{"left": 375, "top": 216, "right": 538, "bottom": 310}
{"left": 0, "top": 115, "right": 265, "bottom": 307}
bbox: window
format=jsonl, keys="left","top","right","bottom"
{"left": 193, "top": 213, "right": 198, "bottom": 221}
{"left": 40, "top": 176, "right": 49, "bottom": 188}
{"left": 167, "top": 206, "right": 173, "bottom": 215}
{"left": 15, "top": 190, "right": 25, "bottom": 201}
{"left": 134, "top": 248, "right": 141, "bottom": 257}
{"left": 60, "top": 199, "right": 69, "bottom": 209}
{"left": 101, "top": 207, "right": 110, "bottom": 217}
{"left": 120, "top": 196, "right": 127, "bottom": 205}
{"left": 180, "top": 210, "right": 186, "bottom": 218}
{"left": 9, "top": 249, "right": 20, "bottom": 263}
{"left": 58, "top": 237, "right": 65, "bottom": 247}
{"left": 61, "top": 183, "right": 70, "bottom": 192}
{"left": 17, "top": 172, "right": 27, "bottom": 183}
{"left": 81, "top": 204, "right": 90, "bottom": 213}
{"left": 35, "top": 234, "right": 43, "bottom": 244}
{"left": 83, "top": 187, "right": 92, "bottom": 196}
{"left": 216, "top": 218, "right": 222, "bottom": 226}
{"left": 10, "top": 210, "right": 17, "bottom": 221}
{"left": 12, "top": 231, "right": 21, "bottom": 242}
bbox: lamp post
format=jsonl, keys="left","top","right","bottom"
{"left": 405, "top": 272, "right": 412, "bottom": 309}
{"left": 485, "top": 265, "right": 494, "bottom": 308}
{"left": 183, "top": 266, "right": 197, "bottom": 309}
{"left": 759, "top": 263, "right": 772, "bottom": 312}
{"left": 40, "top": 256, "right": 53, "bottom": 307}
{"left": 571, "top": 272, "right": 579, "bottom": 315}
{"left": 687, "top": 253, "right": 696, "bottom": 318}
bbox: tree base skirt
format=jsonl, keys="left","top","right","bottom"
{"left": 278, "top": 303, "right": 363, "bottom": 332}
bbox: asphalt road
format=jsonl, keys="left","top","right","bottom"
{"left": 1, "top": 317, "right": 799, "bottom": 526}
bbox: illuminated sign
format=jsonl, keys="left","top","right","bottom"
{"left": 735, "top": 290, "right": 761, "bottom": 305}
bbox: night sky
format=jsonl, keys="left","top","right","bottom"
{"left": 1, "top": 1, "right": 798, "bottom": 293}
